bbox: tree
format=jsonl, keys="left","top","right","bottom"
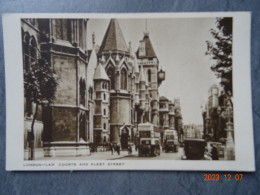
{"left": 206, "top": 17, "right": 233, "bottom": 95}
{"left": 24, "top": 58, "right": 58, "bottom": 160}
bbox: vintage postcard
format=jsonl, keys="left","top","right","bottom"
{"left": 3, "top": 12, "right": 255, "bottom": 171}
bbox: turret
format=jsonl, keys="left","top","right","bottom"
{"left": 209, "top": 84, "right": 219, "bottom": 108}
{"left": 93, "top": 63, "right": 110, "bottom": 144}
{"left": 139, "top": 64, "right": 146, "bottom": 110}
{"left": 136, "top": 31, "right": 161, "bottom": 126}
{"left": 169, "top": 101, "right": 175, "bottom": 129}
{"left": 96, "top": 18, "right": 133, "bottom": 147}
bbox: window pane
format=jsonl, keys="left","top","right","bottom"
{"left": 55, "top": 19, "right": 62, "bottom": 39}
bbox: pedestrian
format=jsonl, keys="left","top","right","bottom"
{"left": 110, "top": 143, "right": 114, "bottom": 155}
{"left": 127, "top": 145, "right": 131, "bottom": 154}
{"left": 129, "top": 145, "right": 132, "bottom": 154}
{"left": 211, "top": 144, "right": 219, "bottom": 160}
{"left": 116, "top": 143, "right": 120, "bottom": 155}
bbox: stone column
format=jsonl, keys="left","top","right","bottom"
{"left": 225, "top": 100, "right": 235, "bottom": 160}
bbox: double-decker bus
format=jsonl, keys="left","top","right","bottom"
{"left": 163, "top": 129, "right": 179, "bottom": 152}
{"left": 138, "top": 123, "right": 160, "bottom": 157}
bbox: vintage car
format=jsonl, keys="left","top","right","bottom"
{"left": 183, "top": 139, "right": 206, "bottom": 160}
{"left": 138, "top": 138, "right": 160, "bottom": 157}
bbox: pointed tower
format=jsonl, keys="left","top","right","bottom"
{"left": 136, "top": 31, "right": 164, "bottom": 127}
{"left": 93, "top": 63, "right": 110, "bottom": 144}
{"left": 86, "top": 35, "right": 98, "bottom": 143}
{"left": 133, "top": 53, "right": 140, "bottom": 106}
{"left": 97, "top": 19, "right": 134, "bottom": 149}
{"left": 98, "top": 19, "right": 129, "bottom": 54}
{"left": 139, "top": 64, "right": 146, "bottom": 111}
{"left": 168, "top": 100, "right": 176, "bottom": 130}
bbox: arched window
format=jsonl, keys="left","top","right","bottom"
{"left": 148, "top": 69, "right": 151, "bottom": 82}
{"left": 30, "top": 37, "right": 37, "bottom": 64}
{"left": 23, "top": 33, "right": 38, "bottom": 117}
{"left": 89, "top": 87, "right": 93, "bottom": 100}
{"left": 107, "top": 67, "right": 115, "bottom": 90}
{"left": 23, "top": 33, "right": 30, "bottom": 71}
{"left": 103, "top": 109, "right": 106, "bottom": 116}
{"left": 103, "top": 123, "right": 106, "bottom": 130}
{"left": 79, "top": 20, "right": 83, "bottom": 47}
{"left": 103, "top": 93, "right": 106, "bottom": 100}
{"left": 80, "top": 78, "right": 86, "bottom": 106}
{"left": 79, "top": 113, "right": 86, "bottom": 141}
{"left": 160, "top": 114, "right": 164, "bottom": 126}
{"left": 121, "top": 68, "right": 127, "bottom": 90}
{"left": 55, "top": 19, "right": 71, "bottom": 41}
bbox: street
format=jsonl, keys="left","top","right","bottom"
{"left": 121, "top": 147, "right": 184, "bottom": 160}
{"left": 37, "top": 147, "right": 184, "bottom": 161}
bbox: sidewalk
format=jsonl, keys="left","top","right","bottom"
{"left": 107, "top": 150, "right": 138, "bottom": 160}
{"left": 37, "top": 149, "right": 138, "bottom": 161}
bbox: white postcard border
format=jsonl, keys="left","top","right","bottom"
{"left": 3, "top": 12, "right": 254, "bottom": 171}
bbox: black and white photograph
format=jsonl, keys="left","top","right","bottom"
{"left": 3, "top": 13, "right": 254, "bottom": 171}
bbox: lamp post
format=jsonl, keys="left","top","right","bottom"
{"left": 224, "top": 99, "right": 235, "bottom": 160}
{"left": 225, "top": 100, "right": 234, "bottom": 148}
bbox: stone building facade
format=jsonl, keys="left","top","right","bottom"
{"left": 22, "top": 19, "right": 44, "bottom": 159}
{"left": 183, "top": 124, "right": 203, "bottom": 139}
{"left": 22, "top": 18, "right": 90, "bottom": 158}
{"left": 202, "top": 84, "right": 235, "bottom": 160}
{"left": 159, "top": 96, "right": 183, "bottom": 142}
{"left": 22, "top": 18, "right": 168, "bottom": 157}
{"left": 95, "top": 19, "right": 166, "bottom": 149}
{"left": 202, "top": 84, "right": 234, "bottom": 143}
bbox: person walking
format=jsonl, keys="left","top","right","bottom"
{"left": 110, "top": 143, "right": 114, "bottom": 155}
{"left": 211, "top": 144, "right": 219, "bottom": 160}
{"left": 116, "top": 143, "right": 120, "bottom": 155}
{"left": 127, "top": 145, "right": 131, "bottom": 154}
{"left": 128, "top": 144, "right": 132, "bottom": 154}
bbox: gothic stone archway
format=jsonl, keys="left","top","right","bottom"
{"left": 120, "top": 125, "right": 130, "bottom": 150}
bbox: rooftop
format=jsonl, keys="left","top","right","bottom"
{"left": 93, "top": 63, "right": 110, "bottom": 81}
{"left": 136, "top": 32, "right": 157, "bottom": 59}
{"left": 98, "top": 19, "right": 129, "bottom": 54}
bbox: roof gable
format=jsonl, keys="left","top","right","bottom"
{"left": 99, "top": 19, "right": 128, "bottom": 54}
{"left": 136, "top": 33, "right": 157, "bottom": 59}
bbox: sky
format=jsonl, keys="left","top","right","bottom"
{"left": 87, "top": 17, "right": 219, "bottom": 125}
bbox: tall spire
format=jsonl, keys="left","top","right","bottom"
{"left": 87, "top": 45, "right": 98, "bottom": 86}
{"left": 144, "top": 18, "right": 149, "bottom": 37}
{"left": 145, "top": 18, "right": 147, "bottom": 32}
{"left": 98, "top": 19, "right": 128, "bottom": 54}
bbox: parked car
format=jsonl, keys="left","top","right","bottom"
{"left": 183, "top": 139, "right": 206, "bottom": 160}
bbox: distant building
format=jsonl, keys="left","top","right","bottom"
{"left": 159, "top": 96, "right": 183, "bottom": 142}
{"left": 202, "top": 84, "right": 233, "bottom": 142}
